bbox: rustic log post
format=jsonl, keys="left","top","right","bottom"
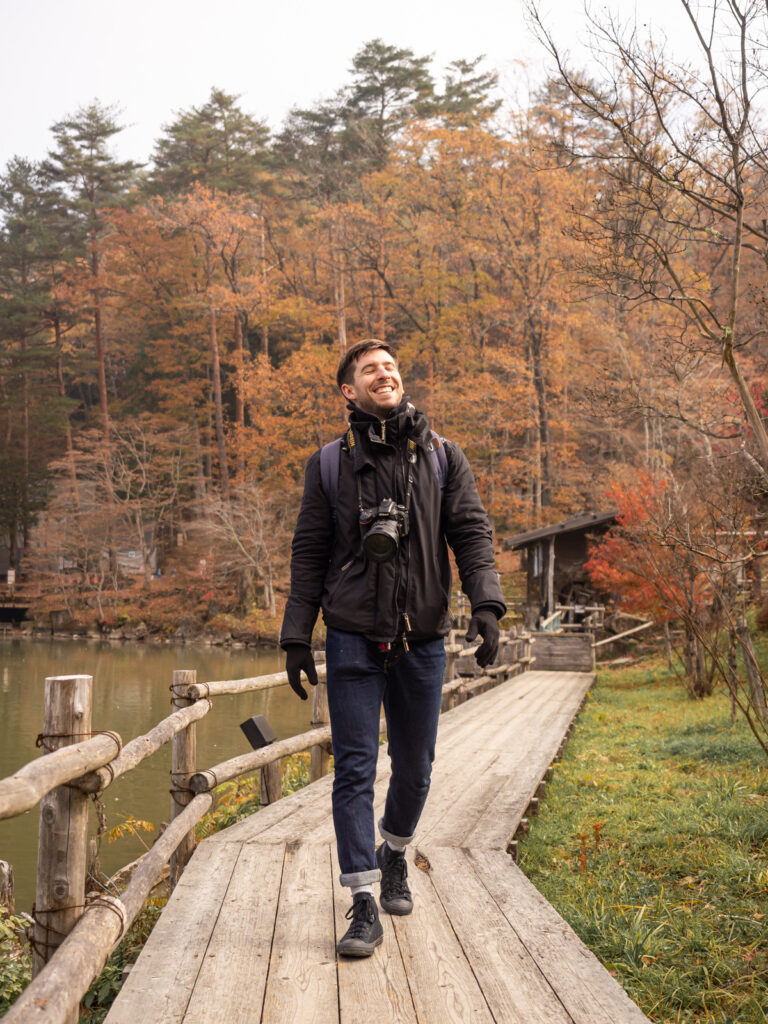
{"left": 260, "top": 758, "right": 283, "bottom": 805}
{"left": 546, "top": 535, "right": 556, "bottom": 617}
{"left": 32, "top": 674, "right": 92, "bottom": 1001}
{"left": 455, "top": 592, "right": 466, "bottom": 630}
{"left": 310, "top": 676, "right": 331, "bottom": 782}
{"left": 0, "top": 860, "right": 14, "bottom": 914}
{"left": 170, "top": 669, "right": 197, "bottom": 891}
{"left": 443, "top": 641, "right": 457, "bottom": 684}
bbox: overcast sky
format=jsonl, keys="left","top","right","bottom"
{"left": 1, "top": 0, "right": 699, "bottom": 170}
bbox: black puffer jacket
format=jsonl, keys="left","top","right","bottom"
{"left": 280, "top": 399, "right": 506, "bottom": 646}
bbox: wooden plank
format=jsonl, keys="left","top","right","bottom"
{"left": 209, "top": 672, "right": 590, "bottom": 852}
{"left": 460, "top": 764, "right": 552, "bottom": 850}
{"left": 184, "top": 844, "right": 285, "bottom": 1024}
{"left": 418, "top": 676, "right": 573, "bottom": 844}
{"left": 467, "top": 850, "right": 651, "bottom": 1023}
{"left": 331, "top": 847, "right": 416, "bottom": 1023}
{"left": 302, "top": 671, "right": 554, "bottom": 849}
{"left": 416, "top": 753, "right": 502, "bottom": 845}
{"left": 105, "top": 842, "right": 241, "bottom": 1024}
{"left": 245, "top": 781, "right": 338, "bottom": 845}
{"left": 261, "top": 842, "right": 339, "bottom": 1024}
{"left": 420, "top": 846, "right": 573, "bottom": 1024}
{"left": 391, "top": 854, "right": 494, "bottom": 1023}
{"left": 206, "top": 772, "right": 336, "bottom": 845}
{"left": 459, "top": 675, "right": 593, "bottom": 849}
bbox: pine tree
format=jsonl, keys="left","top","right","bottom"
{"left": 150, "top": 88, "right": 271, "bottom": 198}
{"left": 0, "top": 159, "right": 71, "bottom": 567}
{"left": 42, "top": 101, "right": 139, "bottom": 440}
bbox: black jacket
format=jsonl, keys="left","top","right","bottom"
{"left": 280, "top": 399, "right": 506, "bottom": 647}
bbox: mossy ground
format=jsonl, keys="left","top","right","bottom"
{"left": 519, "top": 658, "right": 768, "bottom": 1023}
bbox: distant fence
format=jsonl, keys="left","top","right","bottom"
{"left": 0, "top": 624, "right": 533, "bottom": 1024}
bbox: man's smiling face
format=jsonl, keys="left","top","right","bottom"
{"left": 340, "top": 347, "right": 404, "bottom": 418}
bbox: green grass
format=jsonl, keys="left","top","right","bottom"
{"left": 519, "top": 658, "right": 768, "bottom": 1024}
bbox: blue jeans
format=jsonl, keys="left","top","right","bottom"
{"left": 325, "top": 627, "right": 446, "bottom": 887}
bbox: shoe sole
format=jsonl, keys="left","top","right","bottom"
{"left": 380, "top": 896, "right": 413, "bottom": 916}
{"left": 336, "top": 932, "right": 384, "bottom": 957}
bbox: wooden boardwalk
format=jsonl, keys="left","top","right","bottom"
{"left": 105, "top": 671, "right": 650, "bottom": 1023}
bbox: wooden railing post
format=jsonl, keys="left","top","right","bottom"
{"left": 0, "top": 860, "right": 14, "bottom": 914}
{"left": 443, "top": 630, "right": 458, "bottom": 684}
{"left": 310, "top": 673, "right": 331, "bottom": 782}
{"left": 170, "top": 669, "right": 197, "bottom": 890}
{"left": 260, "top": 758, "right": 283, "bottom": 805}
{"left": 32, "top": 674, "right": 92, "bottom": 1004}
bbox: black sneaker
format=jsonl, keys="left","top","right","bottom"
{"left": 376, "top": 843, "right": 413, "bottom": 915}
{"left": 336, "top": 893, "right": 383, "bottom": 957}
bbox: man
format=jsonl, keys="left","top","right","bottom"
{"left": 280, "top": 339, "right": 506, "bottom": 956}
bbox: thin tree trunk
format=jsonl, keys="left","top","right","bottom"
{"left": 332, "top": 223, "right": 347, "bottom": 352}
{"left": 737, "top": 616, "right": 768, "bottom": 724}
{"left": 206, "top": 248, "right": 229, "bottom": 499}
{"left": 529, "top": 323, "right": 552, "bottom": 508}
{"left": 260, "top": 216, "right": 269, "bottom": 356}
{"left": 663, "top": 621, "right": 673, "bottom": 672}
{"left": 233, "top": 313, "right": 245, "bottom": 486}
{"left": 90, "top": 229, "right": 110, "bottom": 442}
{"left": 192, "top": 416, "right": 207, "bottom": 500}
{"left": 727, "top": 626, "right": 739, "bottom": 723}
{"left": 54, "top": 317, "right": 81, "bottom": 513}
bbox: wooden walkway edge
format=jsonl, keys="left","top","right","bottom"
{"left": 105, "top": 671, "right": 651, "bottom": 1023}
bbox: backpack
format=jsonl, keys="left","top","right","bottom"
{"left": 319, "top": 430, "right": 448, "bottom": 510}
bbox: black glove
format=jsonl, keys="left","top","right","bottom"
{"left": 465, "top": 608, "right": 500, "bottom": 668}
{"left": 285, "top": 644, "right": 319, "bottom": 701}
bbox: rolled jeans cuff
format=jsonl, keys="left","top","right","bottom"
{"left": 339, "top": 868, "right": 381, "bottom": 888}
{"left": 378, "top": 817, "right": 415, "bottom": 847}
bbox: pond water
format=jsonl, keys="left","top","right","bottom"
{"left": 0, "top": 638, "right": 312, "bottom": 912}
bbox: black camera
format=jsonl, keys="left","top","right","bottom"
{"left": 359, "top": 498, "right": 409, "bottom": 562}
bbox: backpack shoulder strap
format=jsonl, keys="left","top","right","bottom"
{"left": 322, "top": 430, "right": 446, "bottom": 510}
{"left": 319, "top": 437, "right": 343, "bottom": 509}
{"left": 429, "top": 431, "right": 449, "bottom": 490}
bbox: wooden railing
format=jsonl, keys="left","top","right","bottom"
{"left": 539, "top": 609, "right": 562, "bottom": 632}
{"left": 0, "top": 625, "right": 532, "bottom": 1024}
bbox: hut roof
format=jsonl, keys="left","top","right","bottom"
{"left": 505, "top": 510, "right": 617, "bottom": 551}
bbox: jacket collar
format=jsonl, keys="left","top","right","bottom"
{"left": 346, "top": 398, "right": 432, "bottom": 471}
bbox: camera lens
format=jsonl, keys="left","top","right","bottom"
{"left": 363, "top": 519, "right": 400, "bottom": 562}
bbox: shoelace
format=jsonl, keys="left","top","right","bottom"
{"left": 383, "top": 854, "right": 409, "bottom": 896}
{"left": 345, "top": 898, "right": 375, "bottom": 937}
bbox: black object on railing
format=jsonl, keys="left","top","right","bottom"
{"left": 240, "top": 715, "right": 277, "bottom": 750}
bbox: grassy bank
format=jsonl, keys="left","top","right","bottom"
{"left": 520, "top": 658, "right": 768, "bottom": 1023}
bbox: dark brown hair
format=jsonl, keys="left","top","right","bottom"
{"left": 336, "top": 339, "right": 398, "bottom": 390}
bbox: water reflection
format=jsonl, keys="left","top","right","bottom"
{"left": 0, "top": 638, "right": 311, "bottom": 911}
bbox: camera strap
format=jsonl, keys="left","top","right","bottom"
{"left": 320, "top": 429, "right": 447, "bottom": 514}
{"left": 355, "top": 439, "right": 416, "bottom": 517}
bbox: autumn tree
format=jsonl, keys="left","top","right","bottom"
{"left": 528, "top": 0, "right": 768, "bottom": 477}
{"left": 588, "top": 463, "right": 768, "bottom": 753}
{"left": 109, "top": 416, "right": 193, "bottom": 589}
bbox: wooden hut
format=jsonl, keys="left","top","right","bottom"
{"left": 506, "top": 510, "right": 617, "bottom": 630}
